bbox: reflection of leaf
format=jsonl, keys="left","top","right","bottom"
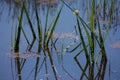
{"left": 110, "top": 40, "right": 120, "bottom": 48}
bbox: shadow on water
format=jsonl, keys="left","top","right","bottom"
{"left": 0, "top": 0, "right": 120, "bottom": 80}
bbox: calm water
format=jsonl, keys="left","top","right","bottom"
{"left": 0, "top": 0, "right": 120, "bottom": 80}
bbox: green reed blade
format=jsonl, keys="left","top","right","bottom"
{"left": 43, "top": 1, "right": 51, "bottom": 45}
{"left": 23, "top": 2, "right": 36, "bottom": 39}
{"left": 21, "top": 26, "right": 30, "bottom": 45}
{"left": 78, "top": 16, "right": 92, "bottom": 51}
{"left": 76, "top": 17, "right": 90, "bottom": 63}
{"left": 34, "top": 2, "right": 43, "bottom": 78}
{"left": 14, "top": 1, "right": 24, "bottom": 51}
{"left": 34, "top": 39, "right": 43, "bottom": 80}
{"left": 13, "top": 2, "right": 25, "bottom": 79}
{"left": 60, "top": 0, "right": 74, "bottom": 12}
{"left": 44, "top": 0, "right": 51, "bottom": 32}
{"left": 34, "top": 57, "right": 40, "bottom": 80}
{"left": 89, "top": 0, "right": 95, "bottom": 63}
{"left": 60, "top": 0, "right": 92, "bottom": 51}
{"left": 35, "top": 0, "right": 42, "bottom": 50}
{"left": 97, "top": 18, "right": 107, "bottom": 57}
{"left": 46, "top": 6, "right": 63, "bottom": 45}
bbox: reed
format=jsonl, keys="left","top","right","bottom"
{"left": 11, "top": 0, "right": 118, "bottom": 79}
{"left": 60, "top": 0, "right": 108, "bottom": 79}
{"left": 15, "top": 0, "right": 63, "bottom": 79}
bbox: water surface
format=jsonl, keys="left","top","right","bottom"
{"left": 0, "top": 0, "right": 120, "bottom": 80}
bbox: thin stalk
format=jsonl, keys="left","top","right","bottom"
{"left": 89, "top": 0, "right": 95, "bottom": 79}
{"left": 23, "top": 2, "right": 36, "bottom": 39}
{"left": 45, "top": 47, "right": 58, "bottom": 80}
{"left": 60, "top": 0, "right": 74, "bottom": 12}
{"left": 34, "top": 2, "right": 43, "bottom": 79}
{"left": 76, "top": 16, "right": 90, "bottom": 63}
{"left": 97, "top": 17, "right": 107, "bottom": 58}
{"left": 13, "top": 1, "right": 25, "bottom": 79}
{"left": 14, "top": 2, "right": 24, "bottom": 51}
{"left": 35, "top": 0, "right": 42, "bottom": 45}
{"left": 43, "top": 0, "right": 51, "bottom": 45}
{"left": 21, "top": 26, "right": 30, "bottom": 45}
{"left": 46, "top": 6, "right": 63, "bottom": 45}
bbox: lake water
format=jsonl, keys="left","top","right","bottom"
{"left": 0, "top": 0, "right": 120, "bottom": 80}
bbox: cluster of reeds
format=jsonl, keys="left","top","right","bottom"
{"left": 9, "top": 0, "right": 118, "bottom": 80}
{"left": 60, "top": 0, "right": 109, "bottom": 79}
{"left": 12, "top": 0, "right": 63, "bottom": 80}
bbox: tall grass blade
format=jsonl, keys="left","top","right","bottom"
{"left": 35, "top": 0, "right": 42, "bottom": 44}
{"left": 13, "top": 1, "right": 25, "bottom": 80}
{"left": 14, "top": 1, "right": 24, "bottom": 51}
{"left": 23, "top": 2, "right": 36, "bottom": 39}
{"left": 76, "top": 17, "right": 90, "bottom": 63}
{"left": 60, "top": 0, "right": 74, "bottom": 11}
{"left": 21, "top": 26, "right": 30, "bottom": 45}
{"left": 43, "top": 0, "right": 51, "bottom": 45}
{"left": 89, "top": 0, "right": 95, "bottom": 64}
{"left": 97, "top": 17, "right": 107, "bottom": 58}
{"left": 46, "top": 6, "right": 63, "bottom": 45}
{"left": 34, "top": 1, "right": 43, "bottom": 79}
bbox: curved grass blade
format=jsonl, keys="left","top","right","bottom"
{"left": 14, "top": 1, "right": 24, "bottom": 51}
{"left": 23, "top": 2, "right": 36, "bottom": 39}
{"left": 46, "top": 6, "right": 63, "bottom": 45}
{"left": 43, "top": 0, "right": 51, "bottom": 45}
{"left": 34, "top": 2, "right": 43, "bottom": 79}
{"left": 76, "top": 17, "right": 90, "bottom": 63}
{"left": 35, "top": 0, "right": 42, "bottom": 44}
{"left": 97, "top": 17, "right": 107, "bottom": 58}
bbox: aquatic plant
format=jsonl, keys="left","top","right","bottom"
{"left": 60, "top": 0, "right": 108, "bottom": 79}
{"left": 12, "top": 0, "right": 64, "bottom": 80}
{"left": 4, "top": 0, "right": 119, "bottom": 80}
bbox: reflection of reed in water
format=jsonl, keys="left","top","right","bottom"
{"left": 74, "top": 55, "right": 107, "bottom": 80}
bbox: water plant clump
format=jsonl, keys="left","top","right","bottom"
{"left": 2, "top": 0, "right": 119, "bottom": 80}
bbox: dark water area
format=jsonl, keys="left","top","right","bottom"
{"left": 0, "top": 0, "right": 120, "bottom": 80}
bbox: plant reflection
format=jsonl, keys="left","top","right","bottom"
{"left": 9, "top": 38, "right": 108, "bottom": 80}
{"left": 74, "top": 55, "right": 107, "bottom": 80}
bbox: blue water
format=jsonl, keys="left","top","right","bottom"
{"left": 0, "top": 1, "right": 120, "bottom": 80}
